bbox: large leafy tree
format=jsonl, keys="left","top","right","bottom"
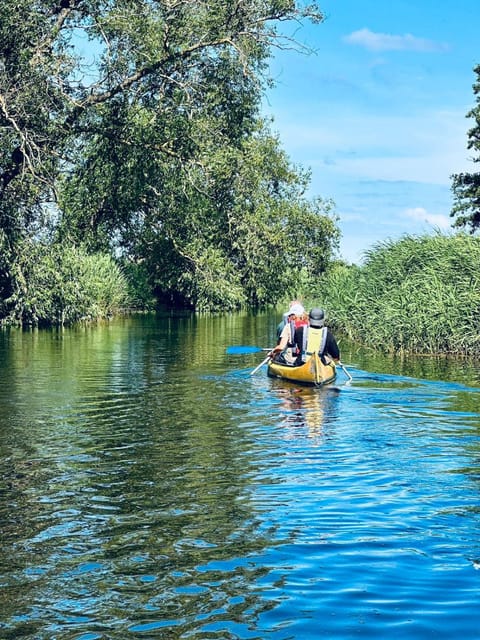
{"left": 0, "top": 0, "right": 78, "bottom": 319}
{"left": 137, "top": 127, "right": 339, "bottom": 310}
{"left": 451, "top": 63, "right": 480, "bottom": 231}
{"left": 0, "top": 0, "right": 338, "bottom": 315}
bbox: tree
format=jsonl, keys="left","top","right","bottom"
{"left": 451, "top": 63, "right": 480, "bottom": 231}
{"left": 0, "top": 1, "right": 337, "bottom": 317}
{"left": 1, "top": 0, "right": 325, "bottom": 213}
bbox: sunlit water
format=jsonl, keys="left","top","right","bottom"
{"left": 1, "top": 314, "right": 480, "bottom": 639}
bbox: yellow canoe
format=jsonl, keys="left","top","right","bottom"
{"left": 267, "top": 352, "right": 336, "bottom": 387}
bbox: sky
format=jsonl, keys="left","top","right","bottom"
{"left": 263, "top": 0, "right": 480, "bottom": 264}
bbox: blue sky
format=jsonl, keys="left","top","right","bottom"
{"left": 264, "top": 0, "right": 479, "bottom": 263}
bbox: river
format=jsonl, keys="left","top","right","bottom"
{"left": 1, "top": 313, "right": 480, "bottom": 639}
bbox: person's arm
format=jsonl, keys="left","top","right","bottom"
{"left": 326, "top": 331, "right": 340, "bottom": 362}
{"left": 271, "top": 324, "right": 290, "bottom": 354}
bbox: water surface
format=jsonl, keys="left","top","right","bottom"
{"left": 1, "top": 314, "right": 480, "bottom": 639}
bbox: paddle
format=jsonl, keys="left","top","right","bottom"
{"left": 250, "top": 353, "right": 272, "bottom": 375}
{"left": 226, "top": 345, "right": 270, "bottom": 355}
{"left": 338, "top": 361, "right": 353, "bottom": 383}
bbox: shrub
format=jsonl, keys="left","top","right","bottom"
{"left": 316, "top": 233, "right": 480, "bottom": 355}
{"left": 5, "top": 242, "right": 129, "bottom": 326}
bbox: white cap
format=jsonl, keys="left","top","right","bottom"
{"left": 286, "top": 303, "right": 305, "bottom": 317}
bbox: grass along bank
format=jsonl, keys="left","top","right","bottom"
{"left": 315, "top": 233, "right": 480, "bottom": 356}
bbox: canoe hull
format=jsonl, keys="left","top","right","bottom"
{"left": 267, "top": 353, "right": 336, "bottom": 386}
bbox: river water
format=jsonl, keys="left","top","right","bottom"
{"left": 1, "top": 313, "right": 480, "bottom": 639}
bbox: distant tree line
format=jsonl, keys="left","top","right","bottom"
{"left": 0, "top": 0, "right": 341, "bottom": 326}
{"left": 451, "top": 63, "right": 480, "bottom": 231}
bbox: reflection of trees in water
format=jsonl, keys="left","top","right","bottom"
{"left": 4, "top": 313, "right": 480, "bottom": 638}
{"left": 0, "top": 315, "right": 292, "bottom": 639}
{"left": 273, "top": 383, "right": 341, "bottom": 440}
{"left": 340, "top": 336, "right": 480, "bottom": 387}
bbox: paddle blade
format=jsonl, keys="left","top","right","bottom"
{"left": 226, "top": 345, "right": 263, "bottom": 354}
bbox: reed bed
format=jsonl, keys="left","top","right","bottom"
{"left": 316, "top": 233, "right": 480, "bottom": 355}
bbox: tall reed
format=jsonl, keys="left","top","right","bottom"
{"left": 316, "top": 233, "right": 480, "bottom": 355}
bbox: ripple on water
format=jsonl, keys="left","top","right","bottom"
{"left": 1, "top": 320, "right": 480, "bottom": 639}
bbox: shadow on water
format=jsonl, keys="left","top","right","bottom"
{"left": 1, "top": 313, "right": 480, "bottom": 639}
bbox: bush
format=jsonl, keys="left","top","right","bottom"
{"left": 316, "top": 233, "right": 480, "bottom": 355}
{"left": 5, "top": 242, "right": 130, "bottom": 326}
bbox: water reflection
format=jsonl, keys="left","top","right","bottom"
{"left": 268, "top": 382, "right": 342, "bottom": 442}
{"left": 0, "top": 316, "right": 293, "bottom": 638}
{"left": 340, "top": 340, "right": 480, "bottom": 388}
{"left": 1, "top": 314, "right": 480, "bottom": 639}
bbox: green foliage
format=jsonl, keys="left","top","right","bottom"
{"left": 120, "top": 260, "right": 157, "bottom": 311}
{"left": 316, "top": 233, "right": 480, "bottom": 355}
{"left": 1, "top": 0, "right": 337, "bottom": 318}
{"left": 62, "top": 114, "right": 340, "bottom": 311}
{"left": 197, "top": 128, "right": 340, "bottom": 309}
{"left": 451, "top": 63, "right": 480, "bottom": 231}
{"left": 4, "top": 243, "right": 129, "bottom": 326}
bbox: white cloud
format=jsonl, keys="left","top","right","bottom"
{"left": 404, "top": 207, "right": 451, "bottom": 229}
{"left": 343, "top": 28, "right": 450, "bottom": 53}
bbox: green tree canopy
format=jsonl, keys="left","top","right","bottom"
{"left": 1, "top": 0, "right": 339, "bottom": 318}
